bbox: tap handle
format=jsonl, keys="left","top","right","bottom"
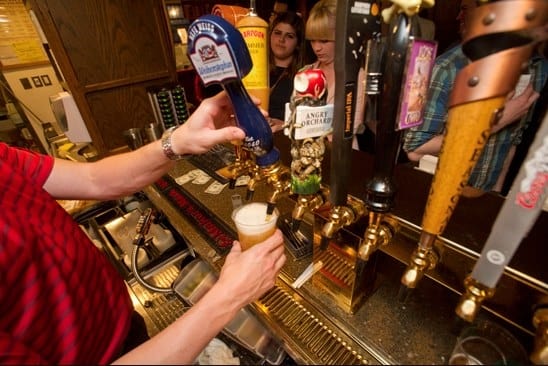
{"left": 330, "top": 0, "right": 381, "bottom": 206}
{"left": 187, "top": 15, "right": 279, "bottom": 168}
{"left": 422, "top": 0, "right": 546, "bottom": 237}
{"left": 366, "top": 12, "right": 418, "bottom": 213}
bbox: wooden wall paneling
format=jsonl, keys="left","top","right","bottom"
{"left": 28, "top": 0, "right": 177, "bottom": 156}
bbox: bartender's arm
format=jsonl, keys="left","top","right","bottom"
{"left": 43, "top": 92, "right": 245, "bottom": 200}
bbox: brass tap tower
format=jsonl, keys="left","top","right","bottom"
{"left": 400, "top": 0, "right": 548, "bottom": 296}
{"left": 225, "top": 144, "right": 255, "bottom": 189}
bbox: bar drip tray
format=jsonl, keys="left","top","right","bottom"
{"left": 172, "top": 259, "right": 287, "bottom": 365}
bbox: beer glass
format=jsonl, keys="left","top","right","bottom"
{"left": 232, "top": 202, "right": 279, "bottom": 251}
{"left": 449, "top": 320, "right": 527, "bottom": 365}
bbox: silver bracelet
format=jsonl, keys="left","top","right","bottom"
{"left": 161, "top": 126, "right": 187, "bottom": 160}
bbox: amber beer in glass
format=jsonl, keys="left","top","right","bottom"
{"left": 232, "top": 202, "right": 279, "bottom": 251}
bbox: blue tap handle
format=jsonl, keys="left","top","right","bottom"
{"left": 187, "top": 15, "right": 279, "bottom": 167}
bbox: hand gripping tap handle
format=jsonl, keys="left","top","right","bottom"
{"left": 187, "top": 15, "right": 280, "bottom": 168}
{"left": 399, "top": 0, "right": 548, "bottom": 295}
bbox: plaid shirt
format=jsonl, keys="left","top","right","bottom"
{"left": 403, "top": 45, "right": 547, "bottom": 191}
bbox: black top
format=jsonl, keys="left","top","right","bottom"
{"left": 269, "top": 66, "right": 293, "bottom": 120}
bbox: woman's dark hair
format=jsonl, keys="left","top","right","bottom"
{"left": 269, "top": 11, "right": 305, "bottom": 76}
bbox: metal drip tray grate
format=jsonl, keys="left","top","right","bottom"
{"left": 315, "top": 247, "right": 355, "bottom": 288}
{"left": 257, "top": 282, "right": 374, "bottom": 365}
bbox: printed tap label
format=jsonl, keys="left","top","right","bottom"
{"left": 189, "top": 36, "right": 238, "bottom": 85}
{"left": 293, "top": 104, "right": 334, "bottom": 140}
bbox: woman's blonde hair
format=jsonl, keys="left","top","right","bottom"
{"left": 305, "top": 0, "right": 337, "bottom": 41}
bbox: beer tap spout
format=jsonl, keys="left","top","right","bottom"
{"left": 291, "top": 187, "right": 329, "bottom": 231}
{"left": 263, "top": 161, "right": 292, "bottom": 215}
{"left": 245, "top": 167, "right": 262, "bottom": 201}
{"left": 398, "top": 231, "right": 439, "bottom": 302}
{"left": 320, "top": 197, "right": 365, "bottom": 250}
{"left": 358, "top": 211, "right": 397, "bottom": 262}
{"left": 454, "top": 277, "right": 495, "bottom": 323}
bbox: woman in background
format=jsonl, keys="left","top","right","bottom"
{"left": 300, "top": 0, "right": 365, "bottom": 149}
{"left": 301, "top": 0, "right": 336, "bottom": 106}
{"left": 268, "top": 11, "right": 305, "bottom": 130}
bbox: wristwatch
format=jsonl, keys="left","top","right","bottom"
{"left": 161, "top": 126, "right": 187, "bottom": 160}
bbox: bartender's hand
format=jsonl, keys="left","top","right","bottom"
{"left": 171, "top": 92, "right": 246, "bottom": 155}
{"left": 214, "top": 229, "right": 286, "bottom": 309}
{"left": 113, "top": 229, "right": 285, "bottom": 365}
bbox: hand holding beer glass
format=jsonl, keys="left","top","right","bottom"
{"left": 232, "top": 202, "right": 279, "bottom": 251}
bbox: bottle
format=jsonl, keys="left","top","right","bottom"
{"left": 236, "top": 0, "right": 270, "bottom": 111}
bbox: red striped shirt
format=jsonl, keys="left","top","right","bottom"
{"left": 0, "top": 143, "right": 132, "bottom": 364}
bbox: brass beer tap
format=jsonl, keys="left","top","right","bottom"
{"left": 358, "top": 212, "right": 397, "bottom": 261}
{"left": 358, "top": 1, "right": 430, "bottom": 261}
{"left": 319, "top": 0, "right": 382, "bottom": 252}
{"left": 261, "top": 161, "right": 292, "bottom": 215}
{"left": 320, "top": 197, "right": 365, "bottom": 250}
{"left": 531, "top": 298, "right": 548, "bottom": 365}
{"left": 454, "top": 277, "right": 495, "bottom": 323}
{"left": 242, "top": 158, "right": 291, "bottom": 214}
{"left": 454, "top": 96, "right": 548, "bottom": 338}
{"left": 225, "top": 144, "right": 255, "bottom": 189}
{"left": 291, "top": 186, "right": 330, "bottom": 231}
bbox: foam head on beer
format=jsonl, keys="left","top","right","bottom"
{"left": 232, "top": 202, "right": 279, "bottom": 250}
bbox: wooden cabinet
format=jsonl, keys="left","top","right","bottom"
{"left": 29, "top": 0, "right": 177, "bottom": 156}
